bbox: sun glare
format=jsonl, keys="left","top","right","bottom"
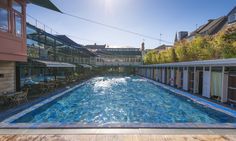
{"left": 104, "top": 0, "right": 113, "bottom": 13}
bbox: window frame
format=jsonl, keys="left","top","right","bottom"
{"left": 14, "top": 12, "right": 22, "bottom": 37}
{"left": 234, "top": 13, "right": 236, "bottom": 22}
{"left": 0, "top": 0, "right": 10, "bottom": 33}
{"left": 12, "top": 0, "right": 23, "bottom": 38}
{"left": 0, "top": 0, "right": 24, "bottom": 37}
{"left": 12, "top": 0, "right": 22, "bottom": 14}
{"left": 229, "top": 13, "right": 236, "bottom": 23}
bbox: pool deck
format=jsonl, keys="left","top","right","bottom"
{"left": 0, "top": 129, "right": 236, "bottom": 141}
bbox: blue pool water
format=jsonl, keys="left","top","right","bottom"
{"left": 13, "top": 76, "right": 236, "bottom": 124}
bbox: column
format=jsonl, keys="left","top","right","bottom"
{"left": 183, "top": 67, "right": 189, "bottom": 91}
{"left": 156, "top": 67, "right": 159, "bottom": 81}
{"left": 162, "top": 67, "right": 165, "bottom": 83}
{"left": 170, "top": 68, "right": 175, "bottom": 86}
{"left": 176, "top": 67, "right": 180, "bottom": 88}
{"left": 221, "top": 66, "right": 228, "bottom": 103}
{"left": 193, "top": 67, "right": 200, "bottom": 94}
{"left": 202, "top": 66, "right": 211, "bottom": 98}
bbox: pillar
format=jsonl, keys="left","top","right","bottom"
{"left": 170, "top": 68, "right": 175, "bottom": 86}
{"left": 162, "top": 67, "right": 165, "bottom": 83}
{"left": 183, "top": 67, "right": 189, "bottom": 91}
{"left": 156, "top": 67, "right": 159, "bottom": 81}
{"left": 203, "top": 66, "right": 211, "bottom": 98}
{"left": 176, "top": 67, "right": 181, "bottom": 88}
{"left": 221, "top": 66, "right": 228, "bottom": 103}
{"left": 193, "top": 67, "right": 200, "bottom": 94}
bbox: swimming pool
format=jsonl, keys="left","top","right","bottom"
{"left": 2, "top": 76, "right": 236, "bottom": 128}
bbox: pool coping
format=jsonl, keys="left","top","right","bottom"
{"left": 0, "top": 128, "right": 236, "bottom": 135}
{"left": 0, "top": 76, "right": 236, "bottom": 129}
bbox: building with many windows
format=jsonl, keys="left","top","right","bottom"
{"left": 17, "top": 23, "right": 96, "bottom": 89}
{"left": 0, "top": 0, "right": 61, "bottom": 93}
{"left": 88, "top": 46, "right": 143, "bottom": 66}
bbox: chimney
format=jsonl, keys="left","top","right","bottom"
{"left": 141, "top": 42, "right": 145, "bottom": 51}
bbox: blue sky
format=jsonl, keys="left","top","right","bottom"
{"left": 27, "top": 0, "right": 236, "bottom": 49}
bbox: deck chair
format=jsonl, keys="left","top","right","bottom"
{"left": 12, "top": 88, "right": 29, "bottom": 104}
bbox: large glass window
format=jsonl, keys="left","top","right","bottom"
{"left": 0, "top": 8, "right": 8, "bottom": 32}
{"left": 27, "top": 39, "right": 40, "bottom": 59}
{"left": 15, "top": 14, "right": 22, "bottom": 37}
{"left": 12, "top": 0, "right": 22, "bottom": 13}
{"left": 12, "top": 0, "right": 23, "bottom": 37}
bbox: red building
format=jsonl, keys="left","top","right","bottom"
{"left": 0, "top": 0, "right": 60, "bottom": 93}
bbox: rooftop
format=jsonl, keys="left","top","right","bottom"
{"left": 95, "top": 50, "right": 142, "bottom": 56}
{"left": 227, "top": 6, "right": 236, "bottom": 16}
{"left": 143, "top": 58, "right": 236, "bottom": 67}
{"left": 56, "top": 35, "right": 83, "bottom": 48}
{"left": 84, "top": 44, "right": 106, "bottom": 50}
{"left": 155, "top": 44, "right": 173, "bottom": 50}
{"left": 26, "top": 23, "right": 96, "bottom": 57}
{"left": 189, "top": 16, "right": 227, "bottom": 37}
{"left": 27, "top": 0, "right": 62, "bottom": 13}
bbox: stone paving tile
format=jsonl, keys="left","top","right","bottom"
{"left": 0, "top": 135, "right": 236, "bottom": 141}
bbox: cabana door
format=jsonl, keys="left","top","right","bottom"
{"left": 198, "top": 71, "right": 203, "bottom": 95}
{"left": 228, "top": 73, "right": 236, "bottom": 105}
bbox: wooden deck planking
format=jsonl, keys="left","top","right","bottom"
{"left": 0, "top": 135, "right": 236, "bottom": 141}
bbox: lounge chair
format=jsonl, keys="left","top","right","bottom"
{"left": 11, "top": 89, "right": 29, "bottom": 104}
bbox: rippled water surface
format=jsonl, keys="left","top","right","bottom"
{"left": 13, "top": 76, "right": 236, "bottom": 124}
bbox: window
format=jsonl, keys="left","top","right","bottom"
{"left": 12, "top": 0, "right": 23, "bottom": 37}
{"left": 12, "top": 0, "right": 22, "bottom": 13}
{"left": 229, "top": 13, "right": 236, "bottom": 23}
{"left": 0, "top": 8, "right": 8, "bottom": 32}
{"left": 15, "top": 14, "right": 22, "bottom": 37}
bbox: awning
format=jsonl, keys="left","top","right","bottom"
{"left": 34, "top": 60, "right": 76, "bottom": 68}
{"left": 28, "top": 0, "right": 62, "bottom": 13}
{"left": 79, "top": 64, "right": 93, "bottom": 69}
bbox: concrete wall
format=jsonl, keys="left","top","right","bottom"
{"left": 0, "top": 62, "right": 15, "bottom": 93}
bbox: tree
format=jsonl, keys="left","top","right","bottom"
{"left": 144, "top": 51, "right": 157, "bottom": 64}
{"left": 170, "top": 48, "right": 178, "bottom": 62}
{"left": 143, "top": 24, "right": 236, "bottom": 65}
